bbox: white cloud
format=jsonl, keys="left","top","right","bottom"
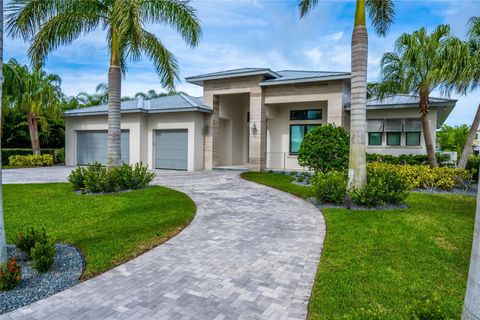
{"left": 304, "top": 48, "right": 323, "bottom": 65}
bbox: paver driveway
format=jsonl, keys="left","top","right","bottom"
{"left": 2, "top": 169, "right": 326, "bottom": 320}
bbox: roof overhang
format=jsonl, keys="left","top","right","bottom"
{"left": 185, "top": 69, "right": 280, "bottom": 86}
{"left": 259, "top": 74, "right": 351, "bottom": 86}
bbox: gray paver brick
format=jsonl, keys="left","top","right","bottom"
{"left": 2, "top": 169, "right": 326, "bottom": 319}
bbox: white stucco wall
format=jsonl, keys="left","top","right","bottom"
{"left": 65, "top": 111, "right": 205, "bottom": 171}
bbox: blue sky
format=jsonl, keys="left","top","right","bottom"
{"left": 5, "top": 0, "right": 480, "bottom": 125}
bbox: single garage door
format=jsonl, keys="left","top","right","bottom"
{"left": 155, "top": 130, "right": 188, "bottom": 170}
{"left": 77, "top": 130, "right": 130, "bottom": 165}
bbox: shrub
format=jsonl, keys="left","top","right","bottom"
{"left": 466, "top": 155, "right": 480, "bottom": 177}
{"left": 68, "top": 162, "right": 155, "bottom": 193}
{"left": 0, "top": 257, "right": 21, "bottom": 291}
{"left": 8, "top": 154, "right": 54, "bottom": 167}
{"left": 1, "top": 148, "right": 58, "bottom": 166}
{"left": 312, "top": 170, "right": 347, "bottom": 205}
{"left": 298, "top": 125, "right": 349, "bottom": 173}
{"left": 349, "top": 164, "right": 408, "bottom": 207}
{"left": 15, "top": 227, "right": 50, "bottom": 258}
{"left": 31, "top": 241, "right": 56, "bottom": 273}
{"left": 54, "top": 148, "right": 65, "bottom": 164}
{"left": 369, "top": 162, "right": 473, "bottom": 191}
{"left": 366, "top": 153, "right": 450, "bottom": 166}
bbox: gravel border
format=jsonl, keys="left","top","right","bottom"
{"left": 0, "top": 244, "right": 85, "bottom": 315}
{"left": 308, "top": 198, "right": 409, "bottom": 211}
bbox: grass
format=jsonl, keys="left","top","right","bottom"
{"left": 241, "top": 172, "right": 312, "bottom": 199}
{"left": 4, "top": 183, "right": 196, "bottom": 279}
{"left": 241, "top": 172, "right": 475, "bottom": 319}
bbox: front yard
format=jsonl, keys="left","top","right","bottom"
{"left": 3, "top": 183, "right": 196, "bottom": 279}
{"left": 241, "top": 172, "right": 475, "bottom": 319}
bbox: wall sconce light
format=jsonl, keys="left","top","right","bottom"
{"left": 251, "top": 123, "right": 258, "bottom": 135}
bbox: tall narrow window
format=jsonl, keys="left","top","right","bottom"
{"left": 385, "top": 119, "right": 402, "bottom": 146}
{"left": 367, "top": 120, "right": 384, "bottom": 146}
{"left": 405, "top": 119, "right": 422, "bottom": 146}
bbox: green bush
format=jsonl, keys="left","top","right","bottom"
{"left": 1, "top": 148, "right": 61, "bottom": 166}
{"left": 366, "top": 153, "right": 450, "bottom": 166}
{"left": 8, "top": 154, "right": 54, "bottom": 167}
{"left": 349, "top": 164, "right": 408, "bottom": 207}
{"left": 54, "top": 148, "right": 65, "bottom": 164}
{"left": 0, "top": 257, "right": 21, "bottom": 291}
{"left": 15, "top": 227, "right": 50, "bottom": 257}
{"left": 298, "top": 125, "right": 349, "bottom": 173}
{"left": 312, "top": 170, "right": 347, "bottom": 205}
{"left": 31, "top": 240, "right": 55, "bottom": 273}
{"left": 69, "top": 162, "right": 155, "bottom": 193}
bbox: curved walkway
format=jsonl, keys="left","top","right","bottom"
{"left": 2, "top": 169, "right": 325, "bottom": 320}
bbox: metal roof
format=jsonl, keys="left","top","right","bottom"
{"left": 365, "top": 94, "right": 457, "bottom": 108}
{"left": 185, "top": 68, "right": 280, "bottom": 86}
{"left": 64, "top": 93, "right": 212, "bottom": 117}
{"left": 259, "top": 70, "right": 351, "bottom": 86}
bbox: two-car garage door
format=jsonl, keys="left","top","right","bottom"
{"left": 77, "top": 130, "right": 130, "bottom": 165}
{"left": 155, "top": 130, "right": 188, "bottom": 170}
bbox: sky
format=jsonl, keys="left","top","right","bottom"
{"left": 4, "top": 0, "right": 480, "bottom": 125}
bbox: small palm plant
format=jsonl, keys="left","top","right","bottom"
{"left": 298, "top": 0, "right": 395, "bottom": 188}
{"left": 6, "top": 0, "right": 201, "bottom": 167}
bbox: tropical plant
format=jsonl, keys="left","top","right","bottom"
{"left": 376, "top": 25, "right": 462, "bottom": 167}
{"left": 436, "top": 124, "right": 471, "bottom": 155}
{"left": 0, "top": 0, "right": 6, "bottom": 265}
{"left": 6, "top": 0, "right": 202, "bottom": 167}
{"left": 134, "top": 89, "right": 186, "bottom": 100}
{"left": 3, "top": 59, "right": 63, "bottom": 155}
{"left": 76, "top": 83, "right": 109, "bottom": 107}
{"left": 298, "top": 0, "right": 396, "bottom": 188}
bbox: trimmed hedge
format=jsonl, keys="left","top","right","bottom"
{"left": 9, "top": 154, "right": 54, "bottom": 167}
{"left": 2, "top": 148, "right": 64, "bottom": 165}
{"left": 366, "top": 153, "right": 450, "bottom": 166}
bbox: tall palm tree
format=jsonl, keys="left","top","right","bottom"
{"left": 6, "top": 0, "right": 201, "bottom": 167}
{"left": 3, "top": 59, "right": 63, "bottom": 155}
{"left": 0, "top": 0, "right": 6, "bottom": 265}
{"left": 298, "top": 0, "right": 395, "bottom": 188}
{"left": 377, "top": 25, "right": 460, "bottom": 167}
{"left": 456, "top": 17, "right": 480, "bottom": 170}
{"left": 462, "top": 18, "right": 480, "bottom": 320}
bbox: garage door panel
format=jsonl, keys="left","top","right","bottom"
{"left": 77, "top": 130, "right": 129, "bottom": 165}
{"left": 155, "top": 130, "right": 188, "bottom": 170}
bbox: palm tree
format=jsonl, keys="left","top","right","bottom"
{"left": 462, "top": 17, "right": 480, "bottom": 320}
{"left": 456, "top": 17, "right": 480, "bottom": 170}
{"left": 0, "top": 0, "right": 7, "bottom": 265}
{"left": 377, "top": 25, "right": 460, "bottom": 167}
{"left": 6, "top": 0, "right": 201, "bottom": 167}
{"left": 298, "top": 0, "right": 395, "bottom": 188}
{"left": 3, "top": 59, "right": 63, "bottom": 155}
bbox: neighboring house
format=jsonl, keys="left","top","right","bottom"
{"left": 65, "top": 68, "right": 456, "bottom": 171}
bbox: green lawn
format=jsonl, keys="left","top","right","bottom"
{"left": 4, "top": 183, "right": 196, "bottom": 279}
{"left": 241, "top": 172, "right": 475, "bottom": 319}
{"left": 241, "top": 172, "right": 312, "bottom": 199}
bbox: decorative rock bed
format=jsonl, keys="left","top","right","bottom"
{"left": 0, "top": 244, "right": 84, "bottom": 315}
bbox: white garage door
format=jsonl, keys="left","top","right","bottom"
{"left": 77, "top": 130, "right": 130, "bottom": 165}
{"left": 155, "top": 130, "right": 188, "bottom": 170}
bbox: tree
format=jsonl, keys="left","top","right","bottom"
{"left": 0, "top": 0, "right": 7, "bottom": 264}
{"left": 298, "top": 0, "right": 395, "bottom": 188}
{"left": 377, "top": 25, "right": 460, "bottom": 167}
{"left": 134, "top": 89, "right": 186, "bottom": 100}
{"left": 3, "top": 59, "right": 63, "bottom": 155}
{"left": 7, "top": 0, "right": 201, "bottom": 167}
{"left": 455, "top": 17, "right": 480, "bottom": 170}
{"left": 462, "top": 17, "right": 480, "bottom": 320}
{"left": 436, "top": 124, "right": 471, "bottom": 155}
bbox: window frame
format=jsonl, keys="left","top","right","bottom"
{"left": 386, "top": 132, "right": 402, "bottom": 146}
{"left": 290, "top": 109, "right": 322, "bottom": 121}
{"left": 289, "top": 124, "right": 320, "bottom": 154}
{"left": 406, "top": 131, "right": 421, "bottom": 146}
{"left": 368, "top": 132, "right": 383, "bottom": 146}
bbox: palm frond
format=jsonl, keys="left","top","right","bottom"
{"left": 298, "top": 0, "right": 318, "bottom": 18}
{"left": 142, "top": 0, "right": 201, "bottom": 47}
{"left": 366, "top": 0, "right": 395, "bottom": 36}
{"left": 468, "top": 16, "right": 480, "bottom": 40}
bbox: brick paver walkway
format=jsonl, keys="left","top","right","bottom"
{"left": 2, "top": 169, "right": 325, "bottom": 320}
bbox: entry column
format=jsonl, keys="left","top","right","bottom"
{"left": 248, "top": 89, "right": 266, "bottom": 171}
{"left": 204, "top": 94, "right": 219, "bottom": 170}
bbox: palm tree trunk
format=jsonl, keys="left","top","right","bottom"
{"left": 419, "top": 91, "right": 437, "bottom": 167}
{"left": 0, "top": 0, "right": 7, "bottom": 264}
{"left": 347, "top": 0, "right": 368, "bottom": 189}
{"left": 107, "top": 38, "right": 121, "bottom": 168}
{"left": 27, "top": 111, "right": 41, "bottom": 155}
{"left": 458, "top": 104, "right": 480, "bottom": 170}
{"left": 462, "top": 182, "right": 480, "bottom": 320}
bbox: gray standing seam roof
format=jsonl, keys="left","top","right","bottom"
{"left": 365, "top": 94, "right": 457, "bottom": 108}
{"left": 64, "top": 93, "right": 211, "bottom": 116}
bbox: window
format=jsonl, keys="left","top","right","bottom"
{"left": 290, "top": 124, "right": 320, "bottom": 154}
{"left": 387, "top": 132, "right": 401, "bottom": 146}
{"left": 368, "top": 132, "right": 382, "bottom": 146}
{"left": 290, "top": 109, "right": 322, "bottom": 121}
{"left": 406, "top": 132, "right": 421, "bottom": 146}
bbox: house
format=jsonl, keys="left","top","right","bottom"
{"left": 64, "top": 68, "right": 456, "bottom": 171}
